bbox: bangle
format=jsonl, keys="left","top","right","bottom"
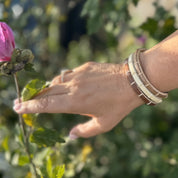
{"left": 125, "top": 60, "right": 156, "bottom": 105}
{"left": 125, "top": 49, "right": 168, "bottom": 105}
{"left": 133, "top": 48, "right": 168, "bottom": 98}
{"left": 128, "top": 54, "right": 162, "bottom": 104}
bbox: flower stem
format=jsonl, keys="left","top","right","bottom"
{"left": 13, "top": 73, "right": 38, "bottom": 178}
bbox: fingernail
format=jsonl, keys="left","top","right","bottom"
{"left": 69, "top": 133, "right": 78, "bottom": 140}
{"left": 13, "top": 103, "right": 21, "bottom": 111}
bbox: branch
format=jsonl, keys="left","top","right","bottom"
{"left": 13, "top": 73, "right": 38, "bottom": 177}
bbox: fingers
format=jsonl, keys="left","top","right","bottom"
{"left": 34, "top": 84, "right": 69, "bottom": 99}
{"left": 13, "top": 94, "right": 72, "bottom": 114}
{"left": 14, "top": 83, "right": 69, "bottom": 104}
{"left": 14, "top": 98, "right": 22, "bottom": 105}
{"left": 69, "top": 117, "right": 109, "bottom": 139}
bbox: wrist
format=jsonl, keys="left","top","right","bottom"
{"left": 140, "top": 31, "right": 178, "bottom": 92}
{"left": 140, "top": 49, "right": 167, "bottom": 92}
{"left": 121, "top": 63, "right": 145, "bottom": 107}
{"left": 123, "top": 49, "right": 168, "bottom": 106}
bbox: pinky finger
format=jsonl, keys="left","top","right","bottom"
{"left": 69, "top": 117, "right": 108, "bottom": 139}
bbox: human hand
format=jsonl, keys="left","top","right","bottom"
{"left": 13, "top": 62, "right": 144, "bottom": 139}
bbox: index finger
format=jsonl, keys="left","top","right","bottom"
{"left": 13, "top": 94, "right": 72, "bottom": 114}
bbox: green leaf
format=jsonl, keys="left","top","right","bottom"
{"left": 87, "top": 13, "right": 103, "bottom": 35}
{"left": 81, "top": 0, "right": 99, "bottom": 17}
{"left": 21, "top": 79, "right": 50, "bottom": 101}
{"left": 22, "top": 114, "right": 38, "bottom": 127}
{"left": 53, "top": 165, "right": 65, "bottom": 178}
{"left": 81, "top": 0, "right": 103, "bottom": 34}
{"left": 140, "top": 18, "right": 158, "bottom": 35}
{"left": 46, "top": 157, "right": 53, "bottom": 178}
{"left": 2, "top": 136, "right": 9, "bottom": 151}
{"left": 40, "top": 166, "right": 48, "bottom": 178}
{"left": 18, "top": 155, "right": 29, "bottom": 166}
{"left": 162, "top": 17, "right": 176, "bottom": 38}
{"left": 30, "top": 127, "right": 65, "bottom": 147}
{"left": 24, "top": 63, "right": 36, "bottom": 72}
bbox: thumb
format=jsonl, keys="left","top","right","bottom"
{"left": 69, "top": 117, "right": 107, "bottom": 139}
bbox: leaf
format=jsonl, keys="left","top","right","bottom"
{"left": 21, "top": 79, "right": 50, "bottom": 101}
{"left": 87, "top": 13, "right": 103, "bottom": 34}
{"left": 2, "top": 136, "right": 9, "bottom": 151}
{"left": 162, "top": 17, "right": 176, "bottom": 38}
{"left": 24, "top": 63, "right": 36, "bottom": 72}
{"left": 40, "top": 166, "right": 48, "bottom": 178}
{"left": 46, "top": 157, "right": 53, "bottom": 178}
{"left": 22, "top": 114, "right": 38, "bottom": 127}
{"left": 81, "top": 0, "right": 99, "bottom": 17}
{"left": 30, "top": 127, "right": 65, "bottom": 147}
{"left": 142, "top": 160, "right": 151, "bottom": 177}
{"left": 53, "top": 165, "right": 65, "bottom": 178}
{"left": 140, "top": 18, "right": 158, "bottom": 35}
{"left": 81, "top": 0, "right": 103, "bottom": 34}
{"left": 18, "top": 155, "right": 29, "bottom": 166}
{"left": 25, "top": 172, "right": 33, "bottom": 178}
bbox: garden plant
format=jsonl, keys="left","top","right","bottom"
{"left": 0, "top": 0, "right": 178, "bottom": 178}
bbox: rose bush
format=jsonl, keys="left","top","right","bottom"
{"left": 0, "top": 22, "right": 65, "bottom": 178}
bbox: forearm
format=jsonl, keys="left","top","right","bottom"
{"left": 141, "top": 30, "right": 178, "bottom": 92}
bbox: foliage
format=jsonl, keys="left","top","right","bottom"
{"left": 30, "top": 127, "right": 65, "bottom": 147}
{"left": 0, "top": 0, "right": 178, "bottom": 178}
{"left": 21, "top": 79, "right": 50, "bottom": 101}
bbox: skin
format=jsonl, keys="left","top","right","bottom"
{"left": 13, "top": 30, "right": 178, "bottom": 139}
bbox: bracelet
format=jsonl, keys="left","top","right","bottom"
{"left": 128, "top": 54, "right": 162, "bottom": 104}
{"left": 125, "top": 60, "right": 156, "bottom": 105}
{"left": 125, "top": 49, "right": 168, "bottom": 105}
{"left": 133, "top": 48, "right": 168, "bottom": 98}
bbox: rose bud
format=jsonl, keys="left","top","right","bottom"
{"left": 11, "top": 48, "right": 22, "bottom": 62}
{"left": 0, "top": 22, "right": 15, "bottom": 62}
{"left": 21, "top": 49, "right": 34, "bottom": 63}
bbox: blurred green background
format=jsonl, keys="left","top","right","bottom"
{"left": 1, "top": 0, "right": 178, "bottom": 177}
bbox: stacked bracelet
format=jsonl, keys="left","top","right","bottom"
{"left": 134, "top": 49, "right": 168, "bottom": 99}
{"left": 125, "top": 49, "right": 168, "bottom": 105}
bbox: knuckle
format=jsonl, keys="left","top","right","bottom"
{"left": 70, "top": 79, "right": 80, "bottom": 87}
{"left": 83, "top": 61, "right": 96, "bottom": 70}
{"left": 51, "top": 76, "right": 61, "bottom": 85}
{"left": 68, "top": 80, "right": 82, "bottom": 94}
{"left": 85, "top": 61, "right": 96, "bottom": 66}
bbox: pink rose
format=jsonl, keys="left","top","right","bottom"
{"left": 0, "top": 22, "right": 15, "bottom": 62}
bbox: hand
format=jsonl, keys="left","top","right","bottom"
{"left": 13, "top": 62, "right": 143, "bottom": 138}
